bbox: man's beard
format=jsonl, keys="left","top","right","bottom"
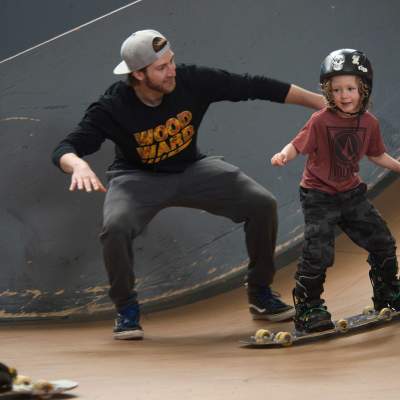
{"left": 144, "top": 75, "right": 176, "bottom": 94}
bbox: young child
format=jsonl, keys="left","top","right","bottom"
{"left": 271, "top": 48, "right": 400, "bottom": 333}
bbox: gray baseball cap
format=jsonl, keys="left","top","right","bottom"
{"left": 113, "top": 29, "right": 171, "bottom": 75}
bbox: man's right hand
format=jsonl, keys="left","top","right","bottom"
{"left": 59, "top": 153, "right": 107, "bottom": 193}
{"left": 70, "top": 164, "right": 107, "bottom": 192}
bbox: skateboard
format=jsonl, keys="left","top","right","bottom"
{"left": 0, "top": 378, "right": 78, "bottom": 399}
{"left": 240, "top": 306, "right": 400, "bottom": 348}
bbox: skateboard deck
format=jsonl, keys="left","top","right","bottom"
{"left": 0, "top": 379, "right": 78, "bottom": 399}
{"left": 240, "top": 306, "right": 400, "bottom": 348}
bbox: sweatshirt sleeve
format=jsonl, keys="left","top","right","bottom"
{"left": 184, "top": 65, "right": 291, "bottom": 104}
{"left": 51, "top": 101, "right": 113, "bottom": 168}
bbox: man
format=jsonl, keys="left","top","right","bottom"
{"left": 52, "top": 29, "right": 325, "bottom": 340}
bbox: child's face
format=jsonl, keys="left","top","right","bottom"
{"left": 331, "top": 75, "right": 361, "bottom": 115}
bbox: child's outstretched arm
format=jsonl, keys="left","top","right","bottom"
{"left": 368, "top": 152, "right": 400, "bottom": 174}
{"left": 271, "top": 143, "right": 298, "bottom": 166}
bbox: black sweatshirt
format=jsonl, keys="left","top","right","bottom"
{"left": 52, "top": 64, "right": 291, "bottom": 173}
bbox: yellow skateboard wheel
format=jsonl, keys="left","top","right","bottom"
{"left": 362, "top": 306, "right": 375, "bottom": 316}
{"left": 337, "top": 319, "right": 349, "bottom": 333}
{"left": 33, "top": 379, "right": 54, "bottom": 392}
{"left": 14, "top": 375, "right": 32, "bottom": 385}
{"left": 378, "top": 307, "right": 392, "bottom": 321}
{"left": 275, "top": 331, "right": 293, "bottom": 347}
{"left": 255, "top": 329, "right": 271, "bottom": 343}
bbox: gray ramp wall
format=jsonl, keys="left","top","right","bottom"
{"left": 1, "top": 0, "right": 399, "bottom": 320}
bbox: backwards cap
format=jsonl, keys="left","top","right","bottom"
{"left": 113, "top": 29, "right": 170, "bottom": 75}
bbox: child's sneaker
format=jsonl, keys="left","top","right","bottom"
{"left": 293, "top": 292, "right": 334, "bottom": 333}
{"left": 248, "top": 286, "right": 294, "bottom": 321}
{"left": 113, "top": 303, "right": 144, "bottom": 340}
{"left": 369, "top": 256, "right": 400, "bottom": 311}
{"left": 388, "top": 284, "right": 400, "bottom": 310}
{"left": 370, "top": 276, "right": 400, "bottom": 311}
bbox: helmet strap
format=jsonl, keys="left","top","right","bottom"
{"left": 334, "top": 105, "right": 362, "bottom": 117}
{"left": 333, "top": 107, "right": 362, "bottom": 132}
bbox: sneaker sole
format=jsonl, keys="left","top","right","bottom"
{"left": 113, "top": 330, "right": 144, "bottom": 340}
{"left": 251, "top": 307, "right": 295, "bottom": 322}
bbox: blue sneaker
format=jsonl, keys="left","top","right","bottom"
{"left": 113, "top": 304, "right": 144, "bottom": 340}
{"left": 248, "top": 286, "right": 295, "bottom": 321}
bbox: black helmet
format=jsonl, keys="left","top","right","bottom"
{"left": 320, "top": 49, "right": 373, "bottom": 115}
{"left": 320, "top": 48, "right": 373, "bottom": 89}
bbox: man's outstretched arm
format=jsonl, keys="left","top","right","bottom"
{"left": 285, "top": 84, "right": 326, "bottom": 110}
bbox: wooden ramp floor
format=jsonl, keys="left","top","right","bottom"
{"left": 1, "top": 180, "right": 400, "bottom": 400}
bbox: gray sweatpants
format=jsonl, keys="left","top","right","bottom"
{"left": 99, "top": 157, "right": 277, "bottom": 310}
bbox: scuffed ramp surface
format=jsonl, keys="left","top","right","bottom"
{"left": 1, "top": 0, "right": 400, "bottom": 319}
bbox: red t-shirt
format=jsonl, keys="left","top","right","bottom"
{"left": 291, "top": 108, "right": 386, "bottom": 194}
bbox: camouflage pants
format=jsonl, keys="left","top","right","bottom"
{"left": 295, "top": 183, "right": 397, "bottom": 300}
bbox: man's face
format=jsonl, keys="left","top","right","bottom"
{"left": 142, "top": 49, "right": 176, "bottom": 94}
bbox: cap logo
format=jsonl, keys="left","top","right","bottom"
{"left": 352, "top": 55, "right": 360, "bottom": 65}
{"left": 358, "top": 65, "right": 368, "bottom": 73}
{"left": 332, "top": 54, "right": 345, "bottom": 71}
